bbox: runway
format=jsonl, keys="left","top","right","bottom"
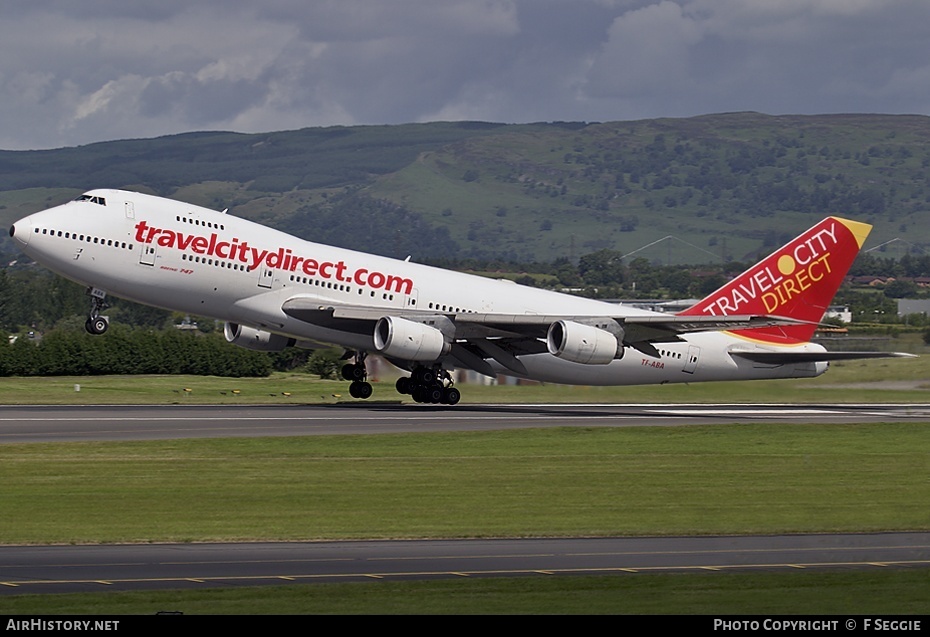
{"left": 2, "top": 402, "right": 930, "bottom": 443}
{"left": 3, "top": 533, "right": 930, "bottom": 595}
{"left": 2, "top": 402, "right": 928, "bottom": 596}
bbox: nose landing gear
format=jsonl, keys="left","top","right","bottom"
{"left": 84, "top": 289, "right": 109, "bottom": 335}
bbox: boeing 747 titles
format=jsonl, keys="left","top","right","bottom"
{"left": 10, "top": 190, "right": 911, "bottom": 404}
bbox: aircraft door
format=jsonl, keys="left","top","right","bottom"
{"left": 683, "top": 345, "right": 700, "bottom": 374}
{"left": 125, "top": 201, "right": 134, "bottom": 219}
{"left": 139, "top": 243, "right": 156, "bottom": 266}
{"left": 257, "top": 265, "right": 274, "bottom": 289}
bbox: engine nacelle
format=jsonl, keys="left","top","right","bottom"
{"left": 224, "top": 322, "right": 295, "bottom": 352}
{"left": 373, "top": 316, "right": 450, "bottom": 361}
{"left": 547, "top": 320, "right": 623, "bottom": 365}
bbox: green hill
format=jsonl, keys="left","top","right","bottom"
{"left": 3, "top": 113, "right": 929, "bottom": 264}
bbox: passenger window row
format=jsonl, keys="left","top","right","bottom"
{"left": 35, "top": 227, "right": 133, "bottom": 250}
{"left": 175, "top": 215, "right": 225, "bottom": 231}
{"left": 287, "top": 274, "right": 398, "bottom": 302}
{"left": 181, "top": 253, "right": 249, "bottom": 271}
{"left": 427, "top": 302, "right": 475, "bottom": 314}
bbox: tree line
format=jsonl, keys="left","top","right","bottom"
{"left": 0, "top": 268, "right": 336, "bottom": 378}
{"left": 0, "top": 326, "right": 271, "bottom": 377}
{"left": 3, "top": 241, "right": 929, "bottom": 379}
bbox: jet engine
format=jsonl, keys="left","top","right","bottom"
{"left": 373, "top": 316, "right": 450, "bottom": 361}
{"left": 547, "top": 320, "right": 624, "bottom": 365}
{"left": 224, "top": 322, "right": 295, "bottom": 352}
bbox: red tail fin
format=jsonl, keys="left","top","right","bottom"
{"left": 678, "top": 216, "right": 871, "bottom": 344}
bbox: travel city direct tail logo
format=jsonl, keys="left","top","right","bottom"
{"left": 681, "top": 217, "right": 871, "bottom": 343}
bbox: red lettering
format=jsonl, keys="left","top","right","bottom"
{"left": 385, "top": 275, "right": 413, "bottom": 295}
{"left": 236, "top": 241, "right": 250, "bottom": 263}
{"left": 156, "top": 230, "right": 175, "bottom": 247}
{"left": 176, "top": 232, "right": 196, "bottom": 250}
{"left": 248, "top": 247, "right": 268, "bottom": 270}
{"left": 134, "top": 221, "right": 149, "bottom": 243}
{"left": 267, "top": 248, "right": 286, "bottom": 268}
{"left": 134, "top": 221, "right": 415, "bottom": 294}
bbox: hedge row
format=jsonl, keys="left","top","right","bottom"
{"left": 0, "top": 328, "right": 271, "bottom": 377}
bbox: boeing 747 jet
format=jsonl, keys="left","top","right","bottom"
{"left": 10, "top": 190, "right": 909, "bottom": 403}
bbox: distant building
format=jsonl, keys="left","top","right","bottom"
{"left": 825, "top": 305, "right": 852, "bottom": 323}
{"left": 897, "top": 299, "right": 930, "bottom": 317}
{"left": 848, "top": 275, "right": 892, "bottom": 287}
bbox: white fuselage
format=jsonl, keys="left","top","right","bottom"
{"left": 11, "top": 189, "right": 828, "bottom": 385}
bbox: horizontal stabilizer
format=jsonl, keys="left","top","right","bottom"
{"left": 729, "top": 350, "right": 916, "bottom": 364}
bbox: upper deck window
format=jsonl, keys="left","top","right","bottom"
{"left": 74, "top": 194, "right": 107, "bottom": 206}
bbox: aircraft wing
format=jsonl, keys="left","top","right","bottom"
{"left": 280, "top": 297, "right": 811, "bottom": 345}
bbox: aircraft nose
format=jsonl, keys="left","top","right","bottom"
{"left": 9, "top": 218, "right": 31, "bottom": 246}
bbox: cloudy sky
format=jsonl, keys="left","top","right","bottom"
{"left": 3, "top": 0, "right": 929, "bottom": 150}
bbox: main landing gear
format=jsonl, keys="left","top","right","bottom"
{"left": 395, "top": 366, "right": 461, "bottom": 405}
{"left": 341, "top": 354, "right": 461, "bottom": 405}
{"left": 341, "top": 352, "right": 373, "bottom": 399}
{"left": 84, "top": 289, "right": 109, "bottom": 335}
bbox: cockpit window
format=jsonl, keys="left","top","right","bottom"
{"left": 74, "top": 194, "right": 107, "bottom": 206}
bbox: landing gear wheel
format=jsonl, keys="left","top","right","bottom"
{"left": 342, "top": 363, "right": 366, "bottom": 382}
{"left": 411, "top": 385, "right": 429, "bottom": 403}
{"left": 442, "top": 387, "right": 461, "bottom": 405}
{"left": 349, "top": 381, "right": 373, "bottom": 399}
{"left": 401, "top": 366, "right": 462, "bottom": 404}
{"left": 413, "top": 367, "right": 436, "bottom": 385}
{"left": 85, "top": 316, "right": 109, "bottom": 335}
{"left": 85, "top": 288, "right": 110, "bottom": 336}
{"left": 344, "top": 352, "right": 372, "bottom": 399}
{"left": 426, "top": 385, "right": 443, "bottom": 404}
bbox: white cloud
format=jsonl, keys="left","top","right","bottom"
{"left": 585, "top": 1, "right": 703, "bottom": 98}
{"left": 1, "top": 0, "right": 929, "bottom": 149}
{"left": 73, "top": 78, "right": 132, "bottom": 122}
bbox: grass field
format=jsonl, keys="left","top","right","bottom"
{"left": 2, "top": 571, "right": 929, "bottom": 615}
{"left": 3, "top": 423, "right": 928, "bottom": 544}
{"left": 0, "top": 349, "right": 927, "bottom": 614}
{"left": 0, "top": 344, "right": 926, "bottom": 405}
{"left": 1, "top": 420, "right": 929, "bottom": 614}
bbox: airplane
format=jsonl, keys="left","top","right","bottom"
{"left": 9, "top": 189, "right": 911, "bottom": 404}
